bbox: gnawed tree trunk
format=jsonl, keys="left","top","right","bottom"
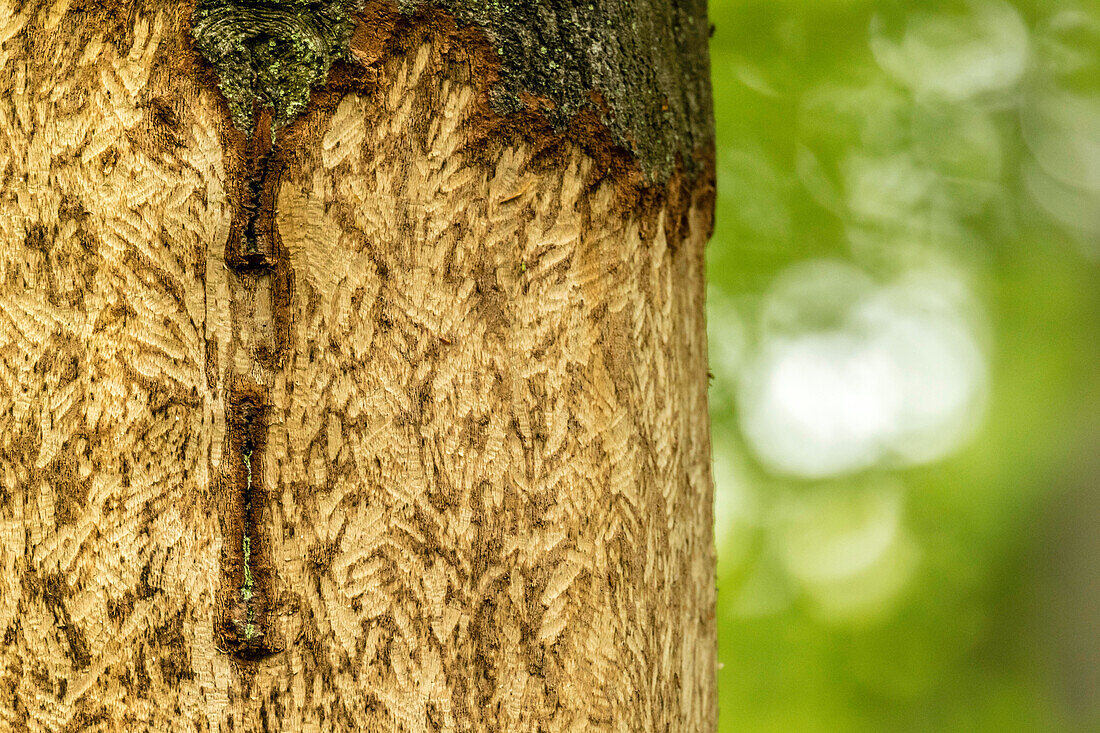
{"left": 0, "top": 0, "right": 716, "bottom": 729}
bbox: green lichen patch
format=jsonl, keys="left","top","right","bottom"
{"left": 192, "top": 0, "right": 364, "bottom": 132}
{"left": 240, "top": 535, "right": 255, "bottom": 639}
{"left": 239, "top": 444, "right": 256, "bottom": 641}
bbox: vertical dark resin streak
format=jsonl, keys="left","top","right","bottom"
{"left": 221, "top": 386, "right": 279, "bottom": 658}
{"left": 228, "top": 108, "right": 279, "bottom": 269}
{"left": 192, "top": 0, "right": 349, "bottom": 658}
{"left": 216, "top": 113, "right": 290, "bottom": 658}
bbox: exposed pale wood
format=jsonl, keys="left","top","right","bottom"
{"left": 0, "top": 1, "right": 716, "bottom": 730}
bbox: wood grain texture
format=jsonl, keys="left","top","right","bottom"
{"left": 0, "top": 1, "right": 716, "bottom": 730}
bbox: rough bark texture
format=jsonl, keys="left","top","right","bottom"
{"left": 0, "top": 0, "right": 716, "bottom": 730}
{"left": 189, "top": 0, "right": 713, "bottom": 180}
{"left": 417, "top": 0, "right": 715, "bottom": 181}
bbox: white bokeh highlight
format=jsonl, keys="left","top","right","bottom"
{"left": 870, "top": 0, "right": 1029, "bottom": 101}
{"left": 775, "top": 480, "right": 919, "bottom": 620}
{"left": 738, "top": 261, "right": 987, "bottom": 479}
{"left": 1023, "top": 11, "right": 1100, "bottom": 249}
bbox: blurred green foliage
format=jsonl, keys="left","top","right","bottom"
{"left": 707, "top": 0, "right": 1100, "bottom": 730}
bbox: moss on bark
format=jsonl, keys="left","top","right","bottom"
{"left": 191, "top": 0, "right": 363, "bottom": 132}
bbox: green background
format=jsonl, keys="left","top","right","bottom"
{"left": 707, "top": 0, "right": 1100, "bottom": 730}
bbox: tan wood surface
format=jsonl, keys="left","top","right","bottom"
{"left": 0, "top": 2, "right": 716, "bottom": 729}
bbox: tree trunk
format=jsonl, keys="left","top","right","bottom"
{"left": 0, "top": 0, "right": 716, "bottom": 729}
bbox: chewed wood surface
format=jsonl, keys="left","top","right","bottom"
{"left": 0, "top": 1, "right": 716, "bottom": 730}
